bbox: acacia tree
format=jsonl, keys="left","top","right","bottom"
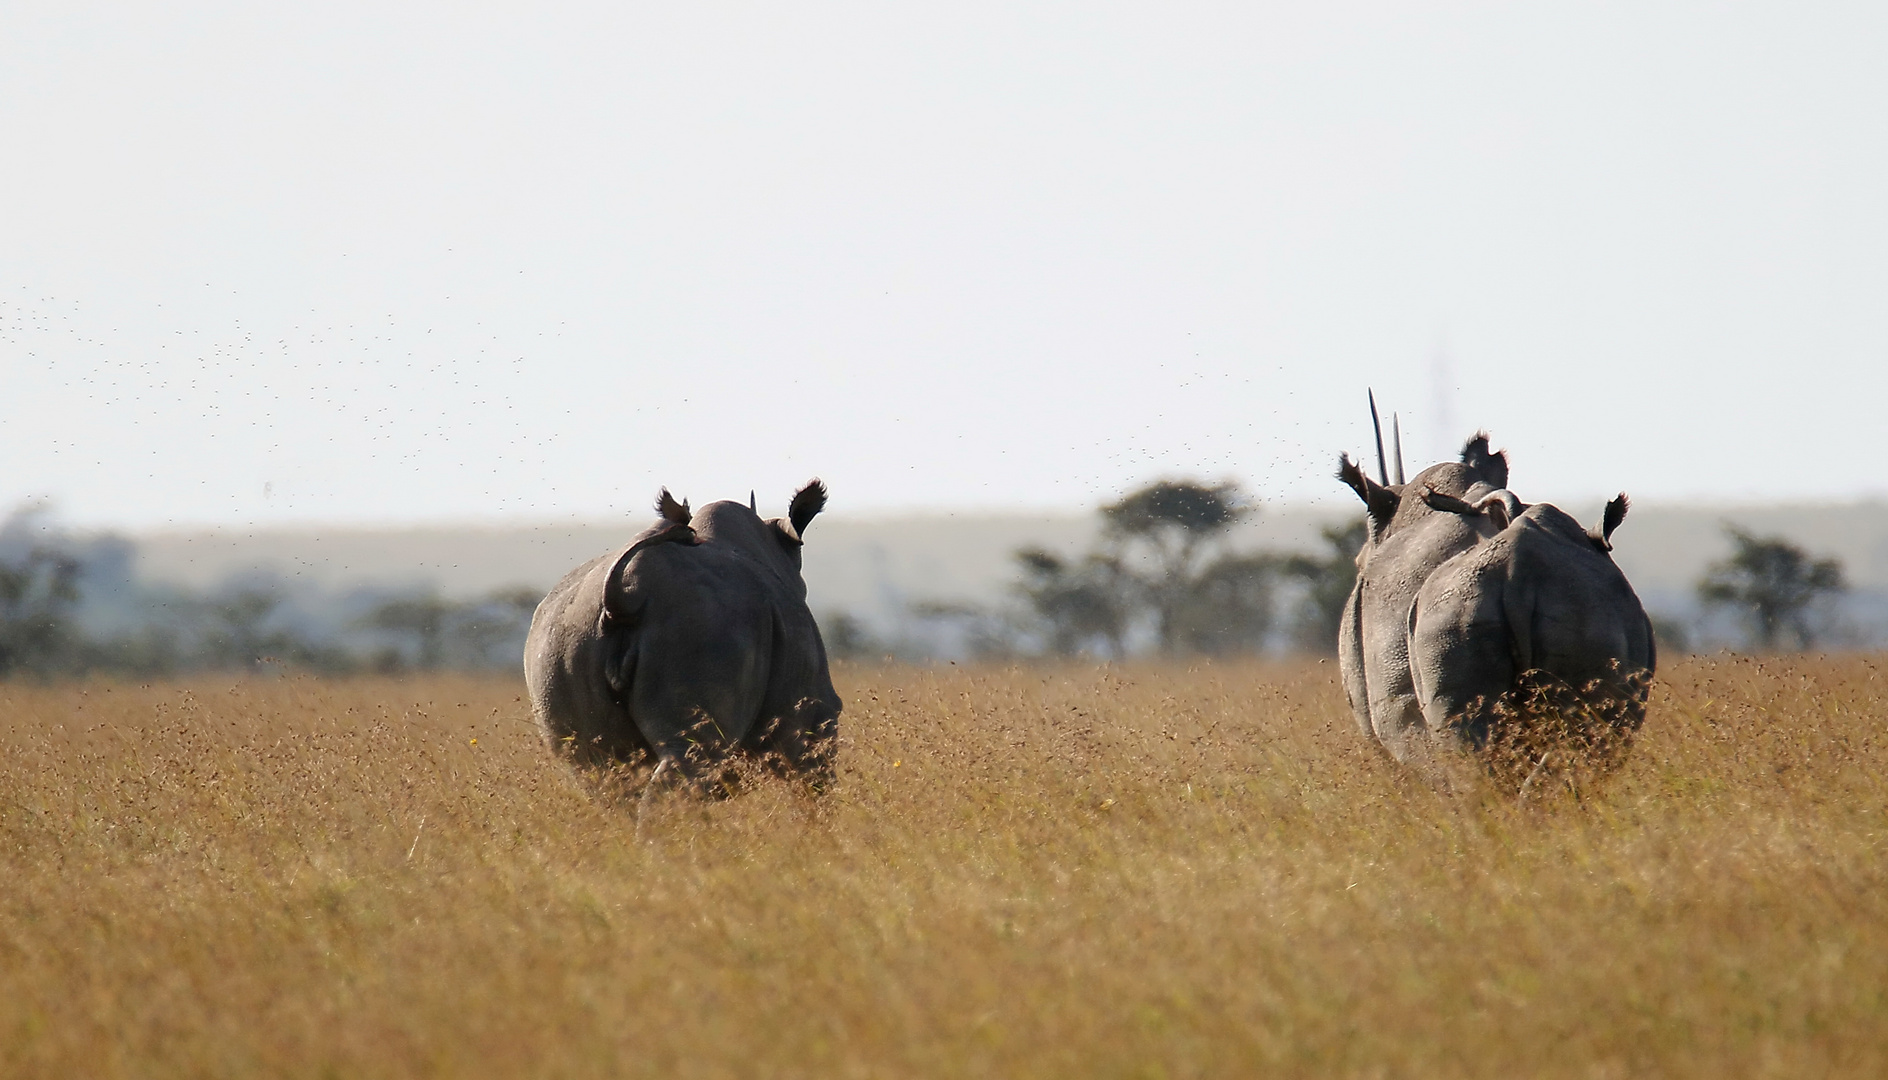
{"left": 1167, "top": 552, "right": 1278, "bottom": 655}
{"left": 1100, "top": 480, "right": 1253, "bottom": 654}
{"left": 360, "top": 586, "right": 551, "bottom": 671}
{"left": 1697, "top": 526, "right": 1846, "bottom": 651}
{"left": 0, "top": 546, "right": 83, "bottom": 678}
{"left": 1277, "top": 521, "right": 1366, "bottom": 654}
{"left": 1014, "top": 548, "right": 1134, "bottom": 657}
{"left": 447, "top": 587, "right": 543, "bottom": 669}
{"left": 196, "top": 587, "right": 345, "bottom": 672}
{"left": 820, "top": 612, "right": 880, "bottom": 660}
{"left": 360, "top": 592, "right": 459, "bottom": 670}
{"left": 0, "top": 504, "right": 88, "bottom": 678}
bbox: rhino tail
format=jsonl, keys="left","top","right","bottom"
{"left": 598, "top": 522, "right": 698, "bottom": 631}
{"left": 1419, "top": 484, "right": 1480, "bottom": 516}
{"left": 603, "top": 629, "right": 638, "bottom": 701}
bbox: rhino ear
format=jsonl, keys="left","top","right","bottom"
{"left": 1589, "top": 492, "right": 1629, "bottom": 551}
{"left": 788, "top": 479, "right": 827, "bottom": 538}
{"left": 655, "top": 488, "right": 692, "bottom": 525}
{"left": 1460, "top": 433, "right": 1509, "bottom": 490}
{"left": 1338, "top": 454, "right": 1398, "bottom": 530}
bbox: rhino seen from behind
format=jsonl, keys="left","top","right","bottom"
{"left": 1337, "top": 398, "right": 1654, "bottom": 787}
{"left": 1411, "top": 487, "right": 1655, "bottom": 782}
{"left": 523, "top": 480, "right": 842, "bottom": 793}
{"left": 1336, "top": 431, "right": 1511, "bottom": 764}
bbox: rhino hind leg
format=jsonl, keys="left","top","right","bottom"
{"left": 671, "top": 709, "right": 753, "bottom": 796}
{"left": 749, "top": 696, "right": 840, "bottom": 789}
{"left": 642, "top": 748, "right": 734, "bottom": 799}
{"left": 633, "top": 753, "right": 719, "bottom": 838}
{"left": 1471, "top": 667, "right": 1648, "bottom": 793}
{"left": 558, "top": 728, "right": 655, "bottom": 771}
{"left": 1370, "top": 692, "right": 1430, "bottom": 763}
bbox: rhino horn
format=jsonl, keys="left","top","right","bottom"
{"left": 750, "top": 490, "right": 757, "bottom": 513}
{"left": 1339, "top": 453, "right": 1399, "bottom": 530}
{"left": 1368, "top": 390, "right": 1390, "bottom": 487}
{"left": 1589, "top": 493, "right": 1629, "bottom": 551}
{"left": 1392, "top": 413, "right": 1406, "bottom": 486}
{"left": 655, "top": 487, "right": 692, "bottom": 525}
{"left": 787, "top": 478, "right": 828, "bottom": 539}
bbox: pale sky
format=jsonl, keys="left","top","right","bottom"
{"left": 4, "top": 2, "right": 1885, "bottom": 529}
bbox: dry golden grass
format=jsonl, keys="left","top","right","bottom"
{"left": 3, "top": 656, "right": 1887, "bottom": 1078}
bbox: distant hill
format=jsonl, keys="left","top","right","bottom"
{"left": 126, "top": 501, "right": 1888, "bottom": 646}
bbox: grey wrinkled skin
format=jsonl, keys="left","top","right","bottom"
{"left": 523, "top": 482, "right": 841, "bottom": 792}
{"left": 1407, "top": 493, "right": 1655, "bottom": 755}
{"left": 1336, "top": 436, "right": 1510, "bottom": 763}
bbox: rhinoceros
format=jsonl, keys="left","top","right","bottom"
{"left": 1405, "top": 488, "right": 1655, "bottom": 777}
{"left": 523, "top": 481, "right": 842, "bottom": 791}
{"left": 1336, "top": 432, "right": 1512, "bottom": 763}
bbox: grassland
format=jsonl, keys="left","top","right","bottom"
{"left": 2, "top": 656, "right": 1886, "bottom": 1078}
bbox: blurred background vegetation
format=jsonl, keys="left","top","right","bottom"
{"left": 0, "top": 503, "right": 541, "bottom": 679}
{"left": 0, "top": 483, "right": 1868, "bottom": 680}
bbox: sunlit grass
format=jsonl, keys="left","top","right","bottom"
{"left": 3, "top": 656, "right": 1886, "bottom": 1077}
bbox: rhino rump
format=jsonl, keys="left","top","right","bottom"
{"left": 523, "top": 508, "right": 840, "bottom": 781}
{"left": 1406, "top": 503, "right": 1655, "bottom": 756}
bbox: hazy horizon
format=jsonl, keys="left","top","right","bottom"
{"left": 7, "top": 3, "right": 1887, "bottom": 531}
{"left": 14, "top": 491, "right": 1888, "bottom": 539}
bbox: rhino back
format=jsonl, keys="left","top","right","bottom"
{"left": 617, "top": 534, "right": 839, "bottom": 751}
{"left": 687, "top": 502, "right": 837, "bottom": 710}
{"left": 1504, "top": 509, "right": 1654, "bottom": 687}
{"left": 617, "top": 541, "right": 778, "bottom": 748}
{"left": 692, "top": 502, "right": 806, "bottom": 597}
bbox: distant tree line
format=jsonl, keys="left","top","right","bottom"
{"left": 1696, "top": 526, "right": 1847, "bottom": 651}
{"left": 0, "top": 505, "right": 541, "bottom": 681}
{"left": 833, "top": 479, "right": 1366, "bottom": 662}
{"left": 0, "top": 495, "right": 1866, "bottom": 681}
{"left": 829, "top": 483, "right": 1864, "bottom": 663}
{"left": 1009, "top": 480, "right": 1366, "bottom": 658}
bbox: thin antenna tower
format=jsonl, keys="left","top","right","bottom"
{"left": 1430, "top": 335, "right": 1456, "bottom": 460}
